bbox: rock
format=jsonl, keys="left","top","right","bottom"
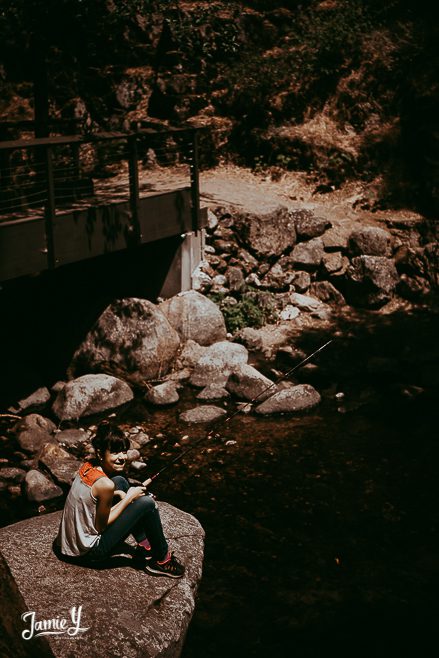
{"left": 24, "top": 469, "right": 63, "bottom": 503}
{"left": 14, "top": 414, "right": 56, "bottom": 454}
{"left": 262, "top": 263, "right": 294, "bottom": 290}
{"left": 56, "top": 429, "right": 89, "bottom": 449}
{"left": 322, "top": 251, "right": 344, "bottom": 274}
{"left": 423, "top": 242, "right": 439, "bottom": 288}
{"left": 51, "top": 381, "right": 67, "bottom": 393}
{"left": 348, "top": 226, "right": 393, "bottom": 257}
{"left": 237, "top": 324, "right": 295, "bottom": 359}
{"left": 211, "top": 274, "right": 227, "bottom": 287}
{"left": 322, "top": 225, "right": 351, "bottom": 251}
{"left": 127, "top": 449, "right": 141, "bottom": 462}
{"left": 207, "top": 209, "right": 219, "bottom": 230}
{"left": 129, "top": 460, "right": 148, "bottom": 473}
{"left": 180, "top": 405, "right": 227, "bottom": 424}
{"left": 294, "top": 211, "right": 331, "bottom": 240}
{"left": 345, "top": 256, "right": 400, "bottom": 307}
{"left": 160, "top": 291, "right": 227, "bottom": 346}
{"left": 69, "top": 298, "right": 181, "bottom": 384}
{"left": 190, "top": 341, "right": 248, "bottom": 387}
{"left": 226, "top": 266, "right": 245, "bottom": 292}
{"left": 291, "top": 238, "right": 325, "bottom": 268}
{"left": 328, "top": 255, "right": 350, "bottom": 278}
{"left": 290, "top": 293, "right": 323, "bottom": 312}
{"left": 233, "top": 205, "right": 297, "bottom": 258}
{"left": 309, "top": 281, "right": 346, "bottom": 305}
{"left": 235, "top": 248, "right": 258, "bottom": 274}
{"left": 0, "top": 505, "right": 204, "bottom": 658}
{"left": 196, "top": 384, "right": 230, "bottom": 400}
{"left": 279, "top": 305, "right": 300, "bottom": 321}
{"left": 255, "top": 384, "right": 321, "bottom": 414}
{"left": 8, "top": 387, "right": 51, "bottom": 414}
{"left": 146, "top": 381, "right": 179, "bottom": 406}
{"left": 226, "top": 364, "right": 275, "bottom": 402}
{"left": 53, "top": 374, "right": 134, "bottom": 420}
{"left": 289, "top": 271, "right": 311, "bottom": 293}
{"left": 212, "top": 239, "right": 235, "bottom": 254}
{"left": 397, "top": 273, "right": 430, "bottom": 300}
{"left": 0, "top": 467, "right": 26, "bottom": 484}
{"left": 179, "top": 340, "right": 208, "bottom": 368}
{"left": 38, "top": 443, "right": 82, "bottom": 486}
{"left": 213, "top": 226, "right": 234, "bottom": 240}
{"left": 245, "top": 273, "right": 262, "bottom": 287}
{"left": 192, "top": 263, "right": 212, "bottom": 292}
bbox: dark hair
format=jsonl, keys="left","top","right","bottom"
{"left": 91, "top": 421, "right": 130, "bottom": 457}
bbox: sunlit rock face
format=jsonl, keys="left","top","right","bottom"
{"left": 69, "top": 298, "right": 181, "bottom": 385}
{"left": 159, "top": 290, "right": 227, "bottom": 346}
{"left": 0, "top": 505, "right": 205, "bottom": 658}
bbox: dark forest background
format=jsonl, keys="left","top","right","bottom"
{"left": 1, "top": 0, "right": 438, "bottom": 213}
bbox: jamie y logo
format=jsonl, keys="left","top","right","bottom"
{"left": 21, "top": 605, "right": 89, "bottom": 640}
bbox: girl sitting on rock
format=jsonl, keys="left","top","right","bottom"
{"left": 56, "top": 421, "right": 184, "bottom": 578}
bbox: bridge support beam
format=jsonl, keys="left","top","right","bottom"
{"left": 159, "top": 228, "right": 205, "bottom": 299}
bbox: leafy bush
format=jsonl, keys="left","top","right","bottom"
{"left": 208, "top": 290, "right": 277, "bottom": 334}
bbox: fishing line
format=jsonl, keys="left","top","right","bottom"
{"left": 145, "top": 339, "right": 333, "bottom": 484}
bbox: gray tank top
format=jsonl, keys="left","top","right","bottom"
{"left": 57, "top": 472, "right": 102, "bottom": 556}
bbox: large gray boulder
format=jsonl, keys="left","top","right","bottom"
{"left": 53, "top": 374, "right": 133, "bottom": 420}
{"left": 226, "top": 364, "right": 275, "bottom": 402}
{"left": 255, "top": 384, "right": 321, "bottom": 414}
{"left": 190, "top": 341, "right": 248, "bottom": 387}
{"left": 0, "top": 504, "right": 204, "bottom": 658}
{"left": 348, "top": 226, "right": 393, "bottom": 257}
{"left": 69, "top": 298, "right": 181, "bottom": 384}
{"left": 159, "top": 291, "right": 227, "bottom": 346}
{"left": 233, "top": 206, "right": 297, "bottom": 258}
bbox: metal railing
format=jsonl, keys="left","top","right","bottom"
{"left": 0, "top": 126, "right": 204, "bottom": 269}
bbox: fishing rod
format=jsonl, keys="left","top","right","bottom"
{"left": 144, "top": 339, "right": 333, "bottom": 485}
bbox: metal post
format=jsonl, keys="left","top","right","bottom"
{"left": 128, "top": 134, "right": 142, "bottom": 244}
{"left": 188, "top": 129, "right": 200, "bottom": 234}
{"left": 44, "top": 145, "right": 56, "bottom": 268}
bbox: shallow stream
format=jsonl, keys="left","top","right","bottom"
{"left": 1, "top": 307, "right": 439, "bottom": 658}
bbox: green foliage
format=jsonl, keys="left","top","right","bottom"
{"left": 209, "top": 290, "right": 277, "bottom": 334}
{"left": 165, "top": 3, "right": 242, "bottom": 62}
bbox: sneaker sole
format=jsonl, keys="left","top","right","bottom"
{"left": 144, "top": 564, "right": 184, "bottom": 579}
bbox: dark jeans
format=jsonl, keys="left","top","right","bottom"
{"left": 88, "top": 475, "right": 168, "bottom": 561}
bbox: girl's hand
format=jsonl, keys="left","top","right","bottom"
{"left": 126, "top": 486, "right": 146, "bottom": 502}
{"left": 113, "top": 490, "right": 126, "bottom": 501}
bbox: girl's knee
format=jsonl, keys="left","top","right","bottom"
{"left": 111, "top": 475, "right": 130, "bottom": 492}
{"left": 135, "top": 495, "right": 156, "bottom": 514}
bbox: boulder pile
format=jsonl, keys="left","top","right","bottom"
{"left": 194, "top": 206, "right": 439, "bottom": 309}
{"left": 2, "top": 205, "right": 437, "bottom": 513}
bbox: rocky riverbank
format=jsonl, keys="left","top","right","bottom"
{"left": 1, "top": 188, "right": 438, "bottom": 513}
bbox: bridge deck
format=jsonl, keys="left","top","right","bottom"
{"left": 0, "top": 129, "right": 206, "bottom": 283}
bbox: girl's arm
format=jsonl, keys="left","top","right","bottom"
{"left": 93, "top": 479, "right": 145, "bottom": 533}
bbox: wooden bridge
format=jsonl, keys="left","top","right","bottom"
{"left": 0, "top": 126, "right": 207, "bottom": 297}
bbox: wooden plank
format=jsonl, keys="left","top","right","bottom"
{"left": 0, "top": 218, "right": 47, "bottom": 280}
